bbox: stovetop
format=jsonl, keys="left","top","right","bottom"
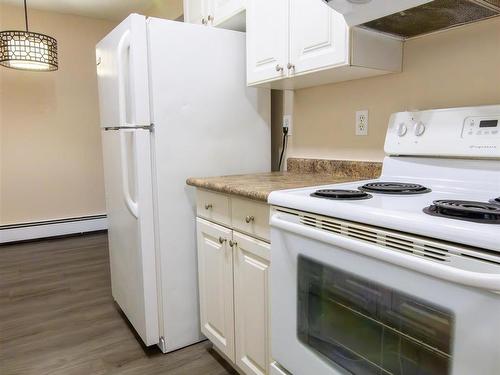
{"left": 269, "top": 158, "right": 500, "bottom": 252}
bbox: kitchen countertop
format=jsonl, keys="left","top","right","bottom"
{"left": 186, "top": 159, "right": 382, "bottom": 202}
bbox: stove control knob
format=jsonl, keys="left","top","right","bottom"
{"left": 397, "top": 122, "right": 408, "bottom": 137}
{"left": 413, "top": 121, "right": 426, "bottom": 137}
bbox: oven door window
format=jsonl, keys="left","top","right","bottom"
{"left": 297, "top": 256, "right": 454, "bottom": 375}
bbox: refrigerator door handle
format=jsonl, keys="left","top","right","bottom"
{"left": 117, "top": 30, "right": 132, "bottom": 127}
{"left": 119, "top": 130, "right": 139, "bottom": 218}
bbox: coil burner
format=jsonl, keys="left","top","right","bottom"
{"left": 310, "top": 189, "right": 372, "bottom": 201}
{"left": 424, "top": 200, "right": 500, "bottom": 224}
{"left": 360, "top": 182, "right": 431, "bottom": 195}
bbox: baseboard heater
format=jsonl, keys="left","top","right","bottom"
{"left": 0, "top": 215, "right": 108, "bottom": 244}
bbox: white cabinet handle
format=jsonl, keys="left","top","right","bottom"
{"left": 287, "top": 63, "right": 295, "bottom": 70}
{"left": 207, "top": 14, "right": 214, "bottom": 22}
{"left": 218, "top": 237, "right": 227, "bottom": 244}
{"left": 229, "top": 240, "right": 237, "bottom": 248}
{"left": 275, "top": 64, "right": 284, "bottom": 72}
{"left": 202, "top": 17, "right": 207, "bottom": 25}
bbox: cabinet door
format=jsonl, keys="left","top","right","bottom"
{"left": 184, "top": 0, "right": 208, "bottom": 25}
{"left": 196, "top": 218, "right": 235, "bottom": 361}
{"left": 289, "top": 0, "right": 348, "bottom": 75}
{"left": 246, "top": 0, "right": 288, "bottom": 84}
{"left": 210, "top": 0, "right": 245, "bottom": 26}
{"left": 234, "top": 231, "right": 271, "bottom": 375}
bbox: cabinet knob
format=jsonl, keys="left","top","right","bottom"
{"left": 204, "top": 203, "right": 213, "bottom": 210}
{"left": 201, "top": 17, "right": 207, "bottom": 25}
{"left": 219, "top": 237, "right": 227, "bottom": 244}
{"left": 275, "top": 64, "right": 284, "bottom": 72}
{"left": 207, "top": 14, "right": 214, "bottom": 22}
{"left": 287, "top": 63, "right": 295, "bottom": 70}
{"left": 245, "top": 215, "right": 255, "bottom": 223}
{"left": 229, "top": 240, "right": 237, "bottom": 248}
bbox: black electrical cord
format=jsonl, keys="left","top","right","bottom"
{"left": 278, "top": 127, "right": 289, "bottom": 171}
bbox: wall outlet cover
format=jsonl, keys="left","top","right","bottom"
{"left": 356, "top": 110, "right": 368, "bottom": 136}
{"left": 283, "top": 114, "right": 293, "bottom": 136}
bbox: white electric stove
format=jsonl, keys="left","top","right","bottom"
{"left": 268, "top": 105, "right": 500, "bottom": 375}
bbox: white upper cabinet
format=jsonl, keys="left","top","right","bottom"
{"left": 184, "top": 0, "right": 207, "bottom": 25}
{"left": 246, "top": 0, "right": 403, "bottom": 88}
{"left": 246, "top": 0, "right": 288, "bottom": 84}
{"left": 184, "top": 0, "right": 246, "bottom": 31}
{"left": 289, "top": 0, "right": 348, "bottom": 75}
{"left": 211, "top": 0, "right": 246, "bottom": 27}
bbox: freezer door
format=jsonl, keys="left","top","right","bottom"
{"left": 96, "top": 14, "right": 150, "bottom": 128}
{"left": 322, "top": 0, "right": 432, "bottom": 26}
{"left": 101, "top": 129, "right": 159, "bottom": 346}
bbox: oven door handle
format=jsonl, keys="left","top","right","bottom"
{"left": 271, "top": 215, "right": 500, "bottom": 292}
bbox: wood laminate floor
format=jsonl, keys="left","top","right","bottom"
{"left": 0, "top": 232, "right": 237, "bottom": 375}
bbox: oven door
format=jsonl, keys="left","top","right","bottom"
{"left": 270, "top": 210, "right": 500, "bottom": 375}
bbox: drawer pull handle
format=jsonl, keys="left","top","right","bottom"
{"left": 218, "top": 237, "right": 227, "bottom": 244}
{"left": 205, "top": 204, "right": 213, "bottom": 210}
{"left": 245, "top": 215, "right": 255, "bottom": 223}
{"left": 229, "top": 240, "right": 237, "bottom": 248}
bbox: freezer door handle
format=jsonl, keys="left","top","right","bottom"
{"left": 119, "top": 130, "right": 139, "bottom": 218}
{"left": 117, "top": 30, "right": 132, "bottom": 127}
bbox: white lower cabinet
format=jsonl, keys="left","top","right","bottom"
{"left": 234, "top": 232, "right": 270, "bottom": 375}
{"left": 196, "top": 218, "right": 235, "bottom": 361}
{"left": 195, "top": 190, "right": 271, "bottom": 374}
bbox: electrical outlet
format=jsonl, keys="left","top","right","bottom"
{"left": 283, "top": 115, "right": 293, "bottom": 136}
{"left": 356, "top": 110, "right": 369, "bottom": 136}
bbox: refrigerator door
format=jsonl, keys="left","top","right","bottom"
{"left": 96, "top": 14, "right": 150, "bottom": 128}
{"left": 147, "top": 18, "right": 270, "bottom": 352}
{"left": 101, "top": 128, "right": 159, "bottom": 346}
{"left": 322, "top": 0, "right": 432, "bottom": 26}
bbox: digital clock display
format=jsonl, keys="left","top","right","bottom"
{"left": 479, "top": 120, "right": 498, "bottom": 128}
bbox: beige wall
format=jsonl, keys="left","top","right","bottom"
{"left": 0, "top": 4, "right": 116, "bottom": 225}
{"left": 145, "top": 0, "right": 184, "bottom": 20}
{"left": 287, "top": 17, "right": 500, "bottom": 162}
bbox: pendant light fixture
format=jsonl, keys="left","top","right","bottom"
{"left": 0, "top": 0, "right": 58, "bottom": 71}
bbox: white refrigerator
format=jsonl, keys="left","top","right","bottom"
{"left": 96, "top": 14, "right": 270, "bottom": 353}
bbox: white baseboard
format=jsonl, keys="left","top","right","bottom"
{"left": 0, "top": 215, "right": 108, "bottom": 244}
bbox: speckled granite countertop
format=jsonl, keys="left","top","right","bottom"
{"left": 186, "top": 159, "right": 382, "bottom": 202}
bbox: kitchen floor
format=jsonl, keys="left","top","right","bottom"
{"left": 0, "top": 233, "right": 236, "bottom": 375}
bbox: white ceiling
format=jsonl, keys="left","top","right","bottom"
{"left": 1, "top": 0, "right": 159, "bottom": 21}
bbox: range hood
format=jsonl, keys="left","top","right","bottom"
{"left": 323, "top": 0, "right": 500, "bottom": 38}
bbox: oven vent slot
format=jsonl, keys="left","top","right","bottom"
{"left": 299, "top": 215, "right": 451, "bottom": 263}
{"left": 275, "top": 207, "right": 500, "bottom": 268}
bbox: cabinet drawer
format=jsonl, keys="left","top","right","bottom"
{"left": 231, "top": 197, "right": 270, "bottom": 241}
{"left": 197, "top": 189, "right": 231, "bottom": 226}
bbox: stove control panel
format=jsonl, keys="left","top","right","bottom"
{"left": 462, "top": 117, "right": 500, "bottom": 138}
{"left": 385, "top": 105, "right": 500, "bottom": 158}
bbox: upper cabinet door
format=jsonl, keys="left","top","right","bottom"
{"left": 289, "top": 0, "right": 348, "bottom": 75}
{"left": 210, "top": 0, "right": 245, "bottom": 26}
{"left": 184, "top": 0, "right": 208, "bottom": 25}
{"left": 246, "top": 0, "right": 288, "bottom": 85}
